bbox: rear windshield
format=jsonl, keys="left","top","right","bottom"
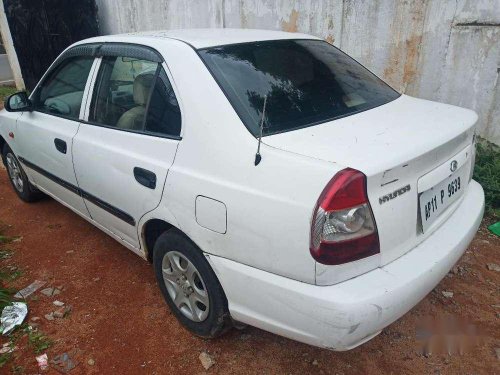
{"left": 199, "top": 39, "right": 400, "bottom": 136}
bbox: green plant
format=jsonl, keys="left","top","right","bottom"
{"left": 0, "top": 249, "right": 12, "bottom": 260}
{"left": 0, "top": 287, "right": 13, "bottom": 310}
{"left": 473, "top": 139, "right": 500, "bottom": 218}
{"left": 26, "top": 328, "right": 52, "bottom": 354}
{"left": 0, "top": 236, "right": 19, "bottom": 244}
{"left": 0, "top": 86, "right": 17, "bottom": 103}
{"left": 0, "top": 351, "right": 12, "bottom": 368}
{"left": 0, "top": 268, "right": 22, "bottom": 282}
{"left": 0, "top": 336, "right": 17, "bottom": 368}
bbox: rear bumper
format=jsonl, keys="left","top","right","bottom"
{"left": 207, "top": 180, "right": 484, "bottom": 350}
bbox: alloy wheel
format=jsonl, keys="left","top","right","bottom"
{"left": 161, "top": 251, "right": 210, "bottom": 322}
{"left": 6, "top": 153, "right": 24, "bottom": 193}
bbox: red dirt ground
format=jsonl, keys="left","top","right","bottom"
{"left": 0, "top": 168, "right": 499, "bottom": 374}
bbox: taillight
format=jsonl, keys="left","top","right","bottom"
{"left": 310, "top": 168, "right": 380, "bottom": 265}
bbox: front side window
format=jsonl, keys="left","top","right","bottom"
{"left": 89, "top": 56, "right": 181, "bottom": 137}
{"left": 199, "top": 40, "right": 400, "bottom": 136}
{"left": 33, "top": 56, "right": 94, "bottom": 119}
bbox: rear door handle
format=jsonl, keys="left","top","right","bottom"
{"left": 54, "top": 138, "right": 67, "bottom": 154}
{"left": 133, "top": 167, "right": 156, "bottom": 189}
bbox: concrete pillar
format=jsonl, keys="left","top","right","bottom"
{"left": 0, "top": 0, "right": 24, "bottom": 90}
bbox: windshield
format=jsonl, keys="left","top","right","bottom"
{"left": 199, "top": 39, "right": 400, "bottom": 136}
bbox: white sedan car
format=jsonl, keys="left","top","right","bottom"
{"left": 0, "top": 29, "right": 484, "bottom": 350}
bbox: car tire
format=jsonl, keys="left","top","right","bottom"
{"left": 153, "top": 229, "right": 231, "bottom": 338}
{"left": 2, "top": 144, "right": 43, "bottom": 203}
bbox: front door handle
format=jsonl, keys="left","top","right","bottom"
{"left": 133, "top": 167, "right": 156, "bottom": 189}
{"left": 54, "top": 138, "right": 67, "bottom": 154}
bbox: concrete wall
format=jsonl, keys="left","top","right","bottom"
{"left": 96, "top": 0, "right": 500, "bottom": 145}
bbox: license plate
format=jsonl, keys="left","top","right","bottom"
{"left": 419, "top": 167, "right": 467, "bottom": 233}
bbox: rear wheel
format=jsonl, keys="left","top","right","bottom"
{"left": 2, "top": 144, "right": 43, "bottom": 202}
{"left": 153, "top": 229, "right": 231, "bottom": 338}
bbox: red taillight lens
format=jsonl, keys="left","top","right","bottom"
{"left": 310, "top": 168, "right": 380, "bottom": 265}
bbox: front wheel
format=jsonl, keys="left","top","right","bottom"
{"left": 153, "top": 230, "right": 231, "bottom": 338}
{"left": 2, "top": 144, "right": 43, "bottom": 202}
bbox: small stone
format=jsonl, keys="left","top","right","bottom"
{"left": 312, "top": 360, "right": 319, "bottom": 366}
{"left": 87, "top": 359, "right": 95, "bottom": 366}
{"left": 66, "top": 250, "right": 74, "bottom": 254}
{"left": 442, "top": 291, "right": 454, "bottom": 298}
{"left": 54, "top": 305, "right": 72, "bottom": 319}
{"left": 199, "top": 352, "right": 215, "bottom": 370}
{"left": 30, "top": 316, "right": 41, "bottom": 322}
{"left": 45, "top": 312, "right": 54, "bottom": 321}
{"left": 40, "top": 287, "right": 61, "bottom": 297}
{"left": 53, "top": 300, "right": 65, "bottom": 307}
{"left": 496, "top": 348, "right": 500, "bottom": 360}
{"left": 487, "top": 263, "right": 500, "bottom": 272}
{"left": 92, "top": 277, "right": 100, "bottom": 282}
{"left": 41, "top": 288, "right": 54, "bottom": 297}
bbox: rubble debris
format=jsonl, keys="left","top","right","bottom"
{"left": 0, "top": 342, "right": 17, "bottom": 354}
{"left": 53, "top": 305, "right": 72, "bottom": 319}
{"left": 14, "top": 280, "right": 46, "bottom": 299}
{"left": 87, "top": 358, "right": 95, "bottom": 366}
{"left": 0, "top": 302, "right": 28, "bottom": 335}
{"left": 41, "top": 287, "right": 61, "bottom": 297}
{"left": 199, "top": 351, "right": 215, "bottom": 370}
{"left": 45, "top": 313, "right": 55, "bottom": 321}
{"left": 51, "top": 350, "right": 80, "bottom": 373}
{"left": 53, "top": 300, "right": 65, "bottom": 307}
{"left": 442, "top": 291, "right": 454, "bottom": 298}
{"left": 486, "top": 263, "right": 500, "bottom": 272}
{"left": 36, "top": 353, "right": 49, "bottom": 371}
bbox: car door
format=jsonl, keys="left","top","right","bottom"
{"left": 72, "top": 44, "right": 182, "bottom": 248}
{"left": 15, "top": 54, "right": 97, "bottom": 217}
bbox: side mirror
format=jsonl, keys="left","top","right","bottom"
{"left": 4, "top": 91, "right": 32, "bottom": 112}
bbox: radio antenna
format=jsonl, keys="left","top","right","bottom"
{"left": 254, "top": 95, "right": 267, "bottom": 166}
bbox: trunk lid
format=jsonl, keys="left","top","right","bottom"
{"left": 264, "top": 95, "right": 477, "bottom": 284}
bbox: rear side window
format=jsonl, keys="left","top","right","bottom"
{"left": 33, "top": 56, "right": 94, "bottom": 119}
{"left": 89, "top": 56, "right": 181, "bottom": 137}
{"left": 144, "top": 69, "right": 181, "bottom": 136}
{"left": 199, "top": 40, "right": 400, "bottom": 136}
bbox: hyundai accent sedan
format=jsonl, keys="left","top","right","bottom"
{"left": 0, "top": 29, "right": 484, "bottom": 350}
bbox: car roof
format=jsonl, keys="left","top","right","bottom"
{"left": 87, "top": 28, "right": 321, "bottom": 50}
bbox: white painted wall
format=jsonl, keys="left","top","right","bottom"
{"left": 96, "top": 0, "right": 500, "bottom": 145}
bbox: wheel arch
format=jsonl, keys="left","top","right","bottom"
{"left": 142, "top": 218, "right": 175, "bottom": 262}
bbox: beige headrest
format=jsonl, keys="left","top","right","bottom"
{"left": 133, "top": 73, "right": 155, "bottom": 106}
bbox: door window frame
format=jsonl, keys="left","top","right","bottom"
{"left": 80, "top": 44, "right": 183, "bottom": 141}
{"left": 29, "top": 55, "right": 99, "bottom": 122}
